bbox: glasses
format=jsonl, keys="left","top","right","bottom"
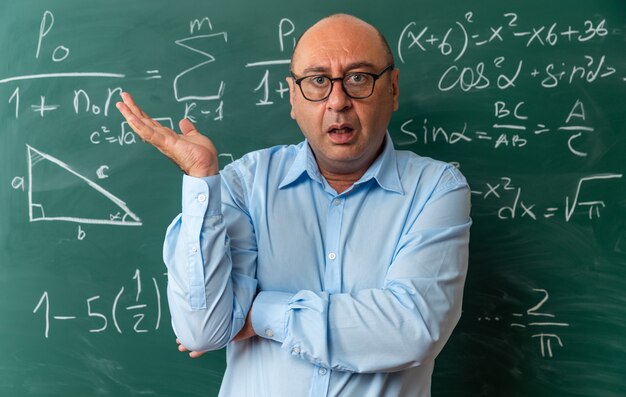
{"left": 291, "top": 64, "right": 394, "bottom": 102}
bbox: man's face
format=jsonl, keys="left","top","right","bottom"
{"left": 287, "top": 16, "right": 399, "bottom": 176}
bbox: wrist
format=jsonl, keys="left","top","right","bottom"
{"left": 187, "top": 165, "right": 219, "bottom": 178}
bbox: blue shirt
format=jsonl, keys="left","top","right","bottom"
{"left": 163, "top": 135, "right": 471, "bottom": 397}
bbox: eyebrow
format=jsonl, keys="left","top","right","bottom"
{"left": 300, "top": 61, "right": 378, "bottom": 76}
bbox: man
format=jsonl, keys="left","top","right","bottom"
{"left": 117, "top": 13, "right": 470, "bottom": 397}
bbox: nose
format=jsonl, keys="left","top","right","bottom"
{"left": 326, "top": 79, "right": 351, "bottom": 112}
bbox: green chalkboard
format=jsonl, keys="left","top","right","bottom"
{"left": 1, "top": 1, "right": 625, "bottom": 396}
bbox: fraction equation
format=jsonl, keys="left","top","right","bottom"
{"left": 33, "top": 269, "right": 164, "bottom": 338}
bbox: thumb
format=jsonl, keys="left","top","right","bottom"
{"left": 179, "top": 118, "right": 197, "bottom": 135}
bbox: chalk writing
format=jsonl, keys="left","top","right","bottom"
{"left": 23, "top": 145, "right": 142, "bottom": 227}
{"left": 33, "top": 269, "right": 163, "bottom": 338}
{"left": 397, "top": 99, "right": 608, "bottom": 157}
{"left": 244, "top": 18, "right": 295, "bottom": 106}
{"left": 471, "top": 174, "right": 623, "bottom": 221}
{"left": 173, "top": 17, "right": 227, "bottom": 124}
{"left": 511, "top": 289, "right": 570, "bottom": 358}
{"left": 398, "top": 13, "right": 609, "bottom": 63}
{"left": 36, "top": 10, "right": 70, "bottom": 62}
{"left": 478, "top": 288, "right": 570, "bottom": 358}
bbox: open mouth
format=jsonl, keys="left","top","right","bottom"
{"left": 327, "top": 124, "right": 355, "bottom": 143}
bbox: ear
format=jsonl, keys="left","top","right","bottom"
{"left": 287, "top": 76, "right": 297, "bottom": 120}
{"left": 390, "top": 68, "right": 400, "bottom": 112}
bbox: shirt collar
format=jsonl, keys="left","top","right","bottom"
{"left": 357, "top": 133, "right": 404, "bottom": 194}
{"left": 279, "top": 140, "right": 322, "bottom": 189}
{"left": 279, "top": 133, "right": 404, "bottom": 195}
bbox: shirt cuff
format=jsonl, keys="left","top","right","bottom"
{"left": 182, "top": 174, "right": 222, "bottom": 217}
{"left": 251, "top": 291, "right": 293, "bottom": 344}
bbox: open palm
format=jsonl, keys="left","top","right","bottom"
{"left": 116, "top": 92, "right": 219, "bottom": 177}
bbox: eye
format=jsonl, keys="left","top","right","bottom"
{"left": 346, "top": 73, "right": 369, "bottom": 85}
{"left": 308, "top": 76, "right": 329, "bottom": 87}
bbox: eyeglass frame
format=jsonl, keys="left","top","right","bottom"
{"left": 290, "top": 64, "right": 395, "bottom": 102}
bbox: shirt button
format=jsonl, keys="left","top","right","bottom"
{"left": 197, "top": 194, "right": 207, "bottom": 203}
{"left": 328, "top": 252, "right": 336, "bottom": 260}
{"left": 264, "top": 328, "right": 273, "bottom": 338}
{"left": 191, "top": 246, "right": 198, "bottom": 253}
{"left": 318, "top": 367, "right": 327, "bottom": 376}
{"left": 333, "top": 198, "right": 341, "bottom": 206}
{"left": 291, "top": 346, "right": 300, "bottom": 354}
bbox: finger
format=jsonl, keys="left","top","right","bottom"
{"left": 120, "top": 92, "right": 165, "bottom": 129}
{"left": 188, "top": 351, "right": 205, "bottom": 359}
{"left": 177, "top": 345, "right": 204, "bottom": 358}
{"left": 179, "top": 118, "right": 198, "bottom": 136}
{"left": 116, "top": 102, "right": 155, "bottom": 140}
{"left": 176, "top": 339, "right": 190, "bottom": 353}
{"left": 175, "top": 339, "right": 204, "bottom": 358}
{"left": 120, "top": 92, "right": 151, "bottom": 120}
{"left": 117, "top": 102, "right": 176, "bottom": 151}
{"left": 120, "top": 92, "right": 167, "bottom": 131}
{"left": 115, "top": 101, "right": 145, "bottom": 131}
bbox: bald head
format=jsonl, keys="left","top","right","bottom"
{"left": 290, "top": 14, "right": 394, "bottom": 72}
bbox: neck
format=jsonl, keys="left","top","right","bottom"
{"left": 314, "top": 135, "right": 387, "bottom": 194}
{"left": 321, "top": 169, "right": 364, "bottom": 194}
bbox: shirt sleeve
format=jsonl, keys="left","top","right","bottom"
{"left": 251, "top": 169, "right": 471, "bottom": 373}
{"left": 163, "top": 173, "right": 257, "bottom": 352}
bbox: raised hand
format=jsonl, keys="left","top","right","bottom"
{"left": 116, "top": 92, "right": 219, "bottom": 177}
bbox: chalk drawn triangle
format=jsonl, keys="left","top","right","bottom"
{"left": 27, "top": 145, "right": 142, "bottom": 226}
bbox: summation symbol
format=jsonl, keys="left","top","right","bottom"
{"left": 173, "top": 20, "right": 227, "bottom": 102}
